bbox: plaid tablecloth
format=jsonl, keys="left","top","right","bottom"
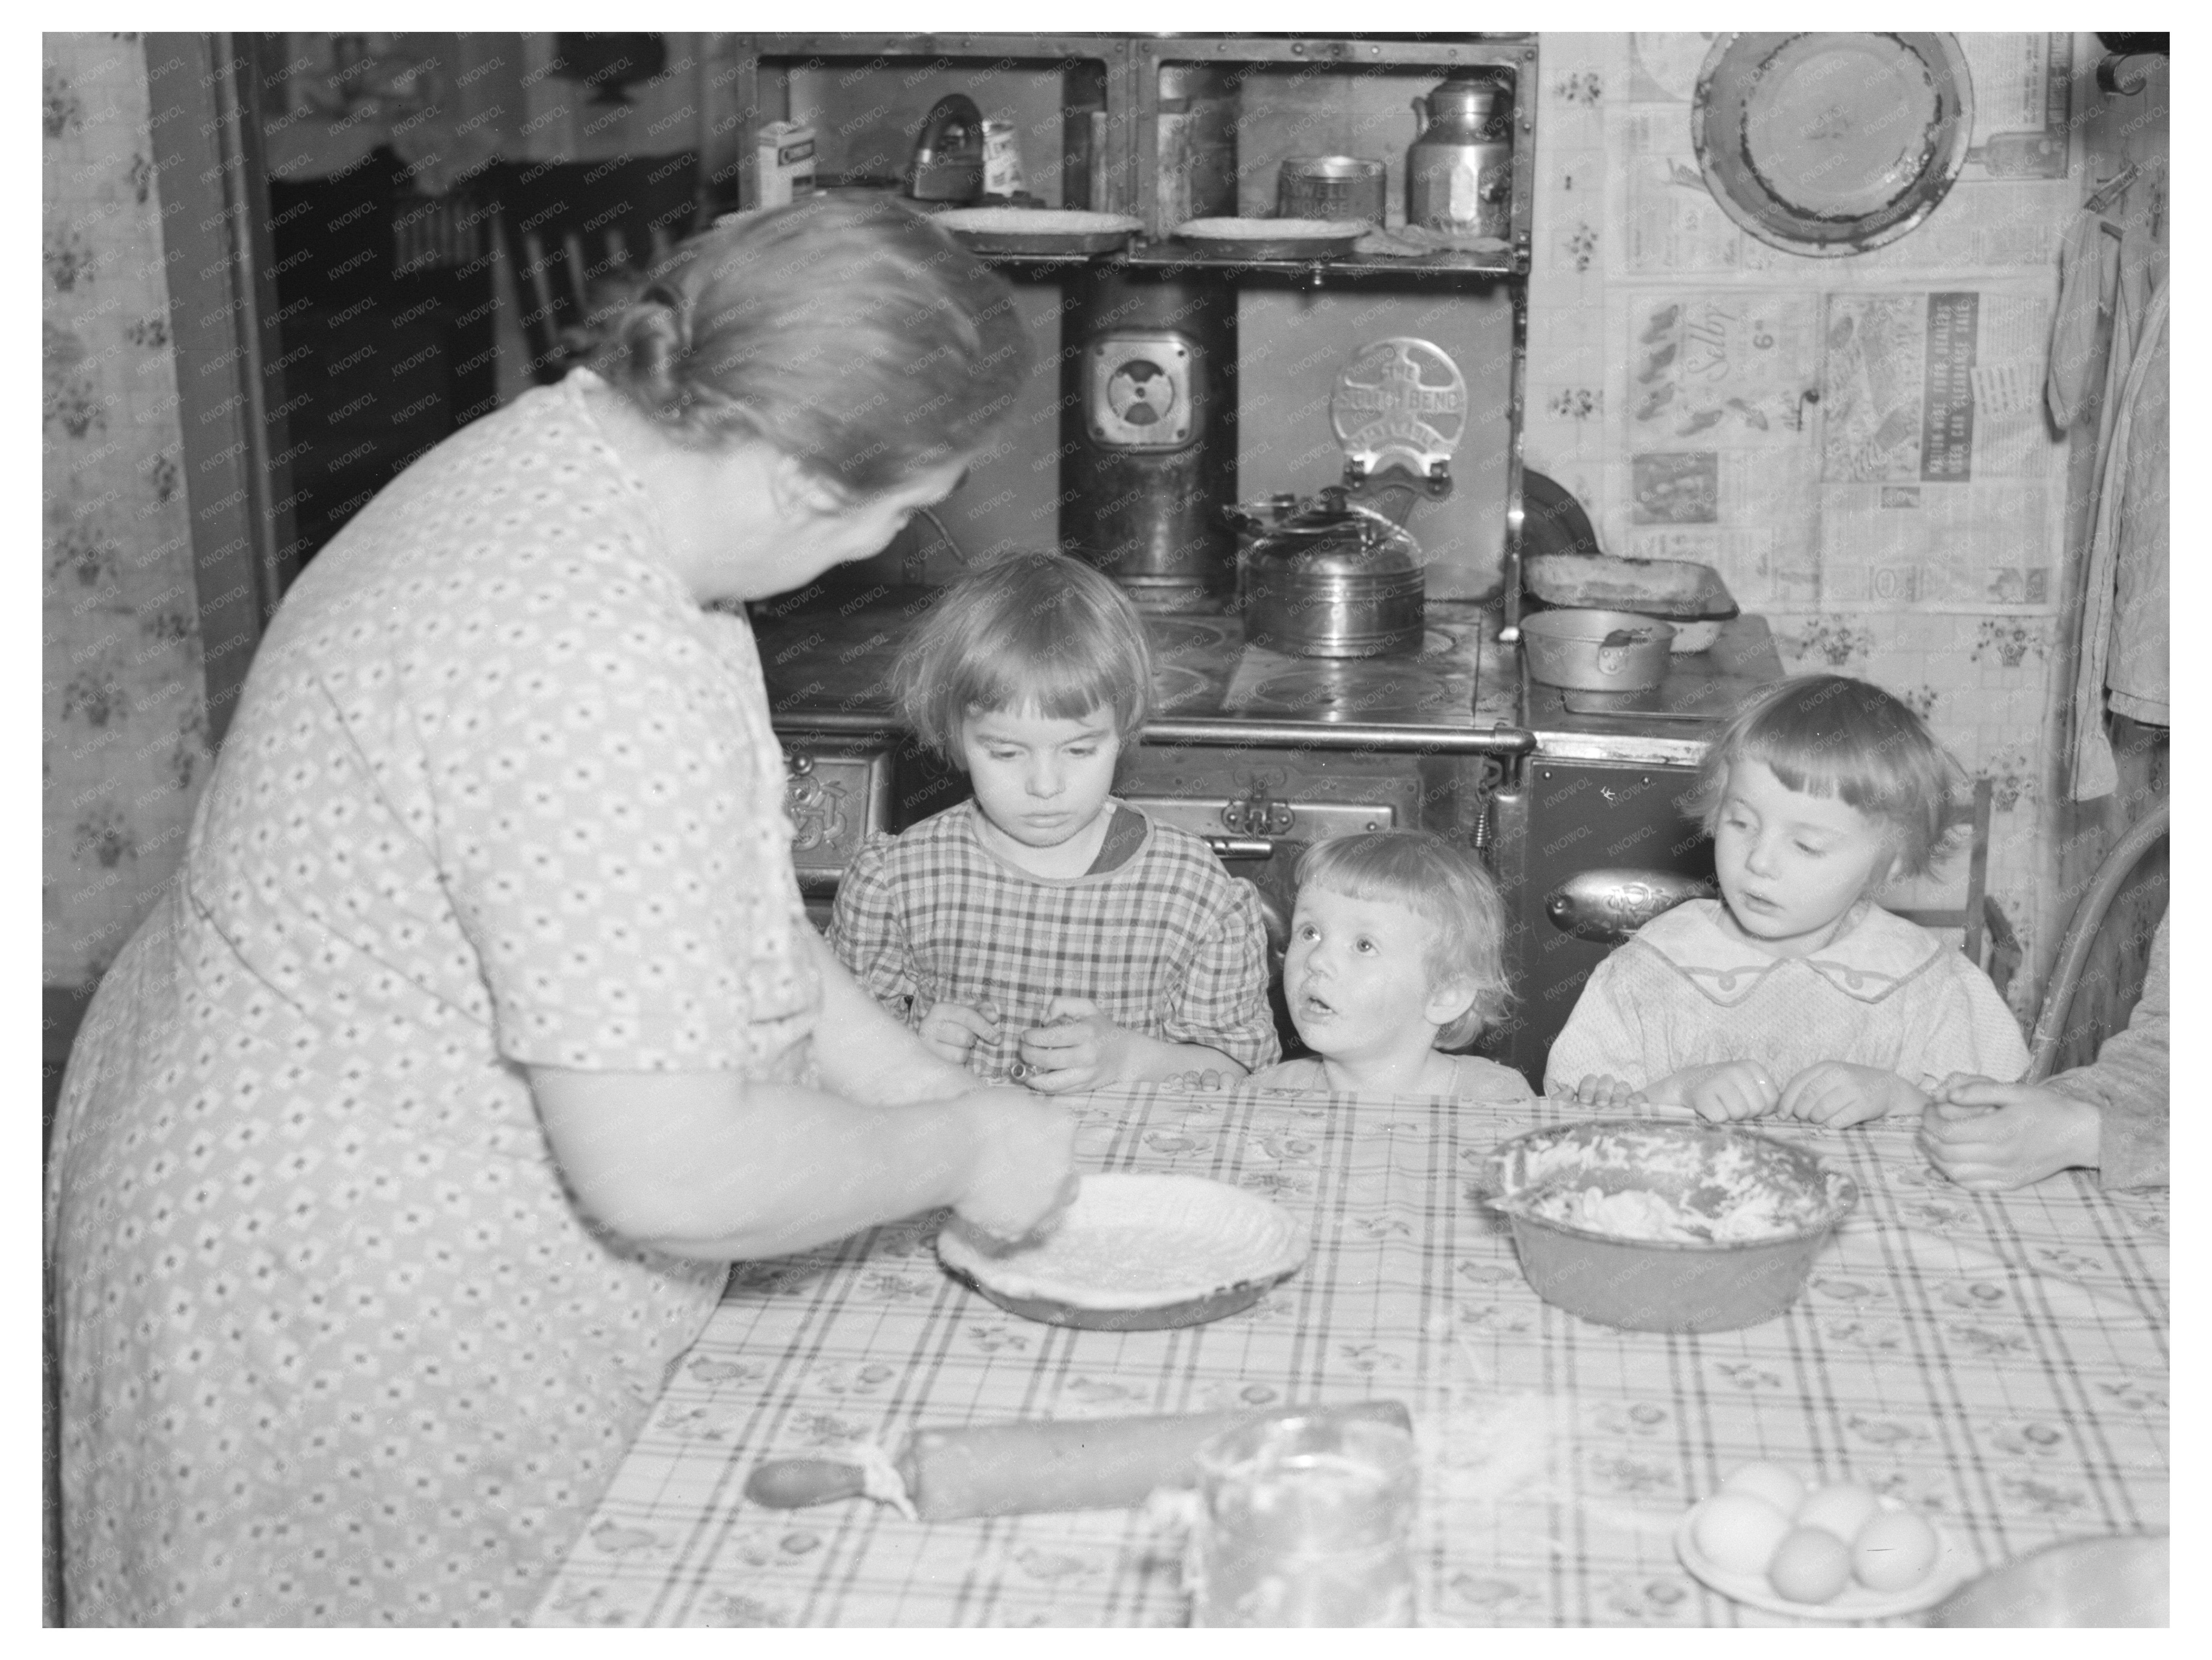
{"left": 531, "top": 1088, "right": 2169, "bottom": 1628}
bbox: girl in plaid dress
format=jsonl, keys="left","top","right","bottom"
{"left": 829, "top": 553, "right": 1280, "bottom": 1092}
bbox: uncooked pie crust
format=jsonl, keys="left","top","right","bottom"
{"left": 937, "top": 1173, "right": 1310, "bottom": 1311}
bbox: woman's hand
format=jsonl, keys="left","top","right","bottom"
{"left": 1571, "top": 1074, "right": 1645, "bottom": 1109}
{"left": 1016, "top": 996, "right": 1131, "bottom": 1093}
{"left": 1651, "top": 1060, "right": 1780, "bottom": 1122}
{"left": 1918, "top": 1076, "right": 2103, "bottom": 1190}
{"left": 950, "top": 1088, "right": 1081, "bottom": 1242}
{"left": 917, "top": 999, "right": 999, "bottom": 1069}
{"left": 1780, "top": 1062, "right": 1924, "bottom": 1128}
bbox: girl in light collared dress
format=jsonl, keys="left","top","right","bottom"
{"left": 1546, "top": 674, "right": 2028, "bottom": 1125}
{"left": 47, "top": 198, "right": 1075, "bottom": 1627}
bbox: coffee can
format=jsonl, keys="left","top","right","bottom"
{"left": 982, "top": 120, "right": 1027, "bottom": 197}
{"left": 1277, "top": 156, "right": 1388, "bottom": 225}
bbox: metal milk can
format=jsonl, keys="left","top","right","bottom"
{"left": 1405, "top": 76, "right": 1514, "bottom": 237}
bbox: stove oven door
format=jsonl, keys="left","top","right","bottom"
{"left": 781, "top": 736, "right": 897, "bottom": 932}
{"left": 1483, "top": 757, "right": 1717, "bottom": 1085}
{"left": 1121, "top": 769, "right": 1424, "bottom": 1059}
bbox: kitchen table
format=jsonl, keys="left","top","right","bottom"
{"left": 531, "top": 1087, "right": 2168, "bottom": 1627}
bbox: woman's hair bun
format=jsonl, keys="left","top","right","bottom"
{"left": 607, "top": 286, "right": 692, "bottom": 416}
{"left": 592, "top": 196, "right": 1032, "bottom": 491}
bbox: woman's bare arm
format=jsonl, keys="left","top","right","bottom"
{"left": 530, "top": 1067, "right": 1073, "bottom": 1260}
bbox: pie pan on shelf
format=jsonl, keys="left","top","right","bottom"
{"left": 929, "top": 207, "right": 1144, "bottom": 256}
{"left": 1171, "top": 217, "right": 1369, "bottom": 260}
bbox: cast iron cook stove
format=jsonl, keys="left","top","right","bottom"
{"left": 758, "top": 598, "right": 1500, "bottom": 737}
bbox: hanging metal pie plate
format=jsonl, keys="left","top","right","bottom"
{"left": 1692, "top": 33, "right": 1975, "bottom": 256}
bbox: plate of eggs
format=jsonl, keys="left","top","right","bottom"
{"left": 1676, "top": 1461, "right": 1974, "bottom": 1621}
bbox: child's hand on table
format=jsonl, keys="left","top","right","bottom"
{"left": 1779, "top": 1061, "right": 1925, "bottom": 1128}
{"left": 1651, "top": 1060, "right": 1780, "bottom": 1122}
{"left": 1163, "top": 1069, "right": 1231, "bottom": 1093}
{"left": 1015, "top": 997, "right": 1132, "bottom": 1093}
{"left": 1570, "top": 1074, "right": 1646, "bottom": 1109}
{"left": 917, "top": 999, "right": 1002, "bottom": 1068}
{"left": 1917, "top": 1073, "right": 2103, "bottom": 1190}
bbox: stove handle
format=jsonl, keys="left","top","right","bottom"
{"left": 1544, "top": 868, "right": 1713, "bottom": 944}
{"left": 1202, "top": 836, "right": 1280, "bottom": 861}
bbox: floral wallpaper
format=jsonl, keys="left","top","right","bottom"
{"left": 43, "top": 34, "right": 212, "bottom": 987}
{"left": 1523, "top": 32, "right": 2141, "bottom": 1023}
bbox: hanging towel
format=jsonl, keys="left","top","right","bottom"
{"left": 2045, "top": 208, "right": 2118, "bottom": 429}
{"left": 2068, "top": 272, "right": 2169, "bottom": 798}
{"left": 2105, "top": 284, "right": 2169, "bottom": 727}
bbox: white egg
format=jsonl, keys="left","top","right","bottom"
{"left": 1852, "top": 1507, "right": 1940, "bottom": 1592}
{"left": 1691, "top": 1493, "right": 1794, "bottom": 1576}
{"left": 1795, "top": 1480, "right": 1883, "bottom": 1542}
{"left": 1768, "top": 1524, "right": 1854, "bottom": 1605}
{"left": 1720, "top": 1459, "right": 1807, "bottom": 1516}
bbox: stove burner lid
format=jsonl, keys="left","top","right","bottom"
{"left": 1144, "top": 616, "right": 1239, "bottom": 659}
{"left": 1150, "top": 664, "right": 1213, "bottom": 711}
{"left": 1245, "top": 658, "right": 1461, "bottom": 723}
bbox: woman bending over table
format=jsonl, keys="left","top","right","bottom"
{"left": 45, "top": 197, "right": 1074, "bottom": 1626}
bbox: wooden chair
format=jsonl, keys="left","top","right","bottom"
{"left": 2025, "top": 800, "right": 2168, "bottom": 1083}
{"left": 1889, "top": 778, "right": 2022, "bottom": 1003}
{"left": 485, "top": 153, "right": 702, "bottom": 385}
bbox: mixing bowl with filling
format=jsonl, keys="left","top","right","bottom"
{"left": 1479, "top": 1121, "right": 1858, "bottom": 1332}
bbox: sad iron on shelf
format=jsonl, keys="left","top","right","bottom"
{"left": 906, "top": 94, "right": 985, "bottom": 204}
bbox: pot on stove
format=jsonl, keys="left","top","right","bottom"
{"left": 1229, "top": 485, "right": 1426, "bottom": 659}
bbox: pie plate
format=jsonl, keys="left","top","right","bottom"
{"left": 930, "top": 207, "right": 1144, "bottom": 256}
{"left": 1691, "top": 33, "right": 1974, "bottom": 256}
{"left": 935, "top": 1172, "right": 1309, "bottom": 1330}
{"left": 1172, "top": 217, "right": 1368, "bottom": 260}
{"left": 1674, "top": 1496, "right": 1976, "bottom": 1622}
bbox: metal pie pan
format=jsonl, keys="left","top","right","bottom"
{"left": 1173, "top": 217, "right": 1367, "bottom": 260}
{"left": 935, "top": 1171, "right": 1309, "bottom": 1329}
{"left": 1692, "top": 32, "right": 1974, "bottom": 255}
{"left": 931, "top": 208, "right": 1143, "bottom": 256}
{"left": 939, "top": 1263, "right": 1285, "bottom": 1330}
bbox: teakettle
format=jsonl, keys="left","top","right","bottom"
{"left": 1406, "top": 76, "right": 1514, "bottom": 238}
{"left": 1229, "top": 486, "right": 1426, "bottom": 659}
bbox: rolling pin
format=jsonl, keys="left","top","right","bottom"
{"left": 745, "top": 1399, "right": 1412, "bottom": 1520}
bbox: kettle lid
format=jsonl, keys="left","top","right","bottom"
{"left": 1422, "top": 72, "right": 1515, "bottom": 117}
{"left": 1239, "top": 485, "right": 1418, "bottom": 557}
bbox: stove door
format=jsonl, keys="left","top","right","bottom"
{"left": 1483, "top": 758, "right": 1716, "bottom": 1085}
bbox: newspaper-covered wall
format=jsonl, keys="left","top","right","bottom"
{"left": 1600, "top": 32, "right": 2077, "bottom": 619}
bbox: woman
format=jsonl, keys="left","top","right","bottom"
{"left": 46, "top": 195, "right": 1074, "bottom": 1626}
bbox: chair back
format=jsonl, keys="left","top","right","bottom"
{"left": 1888, "top": 777, "right": 2015, "bottom": 996}
{"left": 486, "top": 153, "right": 701, "bottom": 384}
{"left": 2027, "top": 800, "right": 2169, "bottom": 1082}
